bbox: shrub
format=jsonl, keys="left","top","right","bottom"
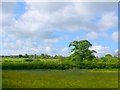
{"left": 24, "top": 58, "right": 33, "bottom": 62}
{"left": 2, "top": 57, "right": 119, "bottom": 70}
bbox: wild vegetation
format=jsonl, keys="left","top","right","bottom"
{"left": 2, "top": 40, "right": 119, "bottom": 70}
{"left": 2, "top": 40, "right": 119, "bottom": 88}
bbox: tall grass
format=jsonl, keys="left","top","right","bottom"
{"left": 2, "top": 69, "right": 118, "bottom": 88}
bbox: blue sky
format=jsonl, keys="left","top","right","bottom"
{"left": 1, "top": 1, "right": 118, "bottom": 57}
{"left": 14, "top": 2, "right": 26, "bottom": 19}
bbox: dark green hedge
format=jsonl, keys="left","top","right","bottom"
{"left": 2, "top": 61, "right": 119, "bottom": 70}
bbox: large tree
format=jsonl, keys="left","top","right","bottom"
{"left": 69, "top": 40, "right": 96, "bottom": 62}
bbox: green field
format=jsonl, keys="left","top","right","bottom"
{"left": 2, "top": 57, "right": 119, "bottom": 88}
{"left": 2, "top": 69, "right": 118, "bottom": 88}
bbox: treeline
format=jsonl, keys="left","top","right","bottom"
{"left": 1, "top": 40, "right": 119, "bottom": 70}
{"left": 2, "top": 53, "right": 119, "bottom": 70}
{"left": 1, "top": 53, "right": 66, "bottom": 59}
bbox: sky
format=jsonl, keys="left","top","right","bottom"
{"left": 1, "top": 1, "right": 118, "bottom": 57}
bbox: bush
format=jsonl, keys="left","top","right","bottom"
{"left": 96, "top": 62, "right": 106, "bottom": 69}
{"left": 2, "top": 56, "right": 119, "bottom": 70}
{"left": 24, "top": 58, "right": 33, "bottom": 62}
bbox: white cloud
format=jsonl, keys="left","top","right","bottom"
{"left": 115, "top": 49, "right": 118, "bottom": 53}
{"left": 60, "top": 47, "right": 70, "bottom": 56}
{"left": 21, "top": 2, "right": 117, "bottom": 32}
{"left": 98, "top": 12, "right": 117, "bottom": 31}
{"left": 1, "top": 2, "right": 118, "bottom": 56}
{"left": 43, "top": 38, "right": 61, "bottom": 44}
{"left": 86, "top": 32, "right": 108, "bottom": 40}
{"left": 44, "top": 46, "right": 52, "bottom": 54}
{"left": 90, "top": 45, "right": 113, "bottom": 57}
{"left": 114, "top": 49, "right": 118, "bottom": 57}
{"left": 112, "top": 32, "right": 118, "bottom": 42}
{"left": 3, "top": 2, "right": 117, "bottom": 39}
{"left": 86, "top": 32, "right": 99, "bottom": 40}
{"left": 25, "top": 2, "right": 72, "bottom": 12}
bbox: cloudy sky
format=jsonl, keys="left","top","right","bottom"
{"left": 1, "top": 1, "right": 118, "bottom": 57}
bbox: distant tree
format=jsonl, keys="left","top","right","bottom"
{"left": 41, "top": 53, "right": 45, "bottom": 58}
{"left": 44, "top": 54, "right": 50, "bottom": 59}
{"left": 19, "top": 54, "right": 23, "bottom": 58}
{"left": 25, "top": 54, "right": 29, "bottom": 58}
{"left": 54, "top": 55, "right": 65, "bottom": 61}
{"left": 100, "top": 57, "right": 107, "bottom": 62}
{"left": 34, "top": 54, "right": 37, "bottom": 58}
{"left": 54, "top": 55, "right": 58, "bottom": 59}
{"left": 105, "top": 54, "right": 112, "bottom": 57}
{"left": 69, "top": 40, "right": 96, "bottom": 62}
{"left": 30, "top": 55, "right": 35, "bottom": 58}
{"left": 101, "top": 54, "right": 113, "bottom": 62}
{"left": 40, "top": 53, "right": 51, "bottom": 59}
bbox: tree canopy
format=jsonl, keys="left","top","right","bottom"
{"left": 69, "top": 40, "right": 96, "bottom": 62}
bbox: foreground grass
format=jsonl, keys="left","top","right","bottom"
{"left": 2, "top": 69, "right": 118, "bottom": 88}
{"left": 0, "top": 70, "right": 2, "bottom": 89}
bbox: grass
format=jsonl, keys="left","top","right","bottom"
{"left": 0, "top": 70, "right": 2, "bottom": 89}
{"left": 2, "top": 57, "right": 58, "bottom": 62}
{"left": 2, "top": 69, "right": 118, "bottom": 88}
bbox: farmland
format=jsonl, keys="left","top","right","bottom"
{"left": 2, "top": 57, "right": 119, "bottom": 88}
{"left": 1, "top": 40, "right": 119, "bottom": 88}
{"left": 2, "top": 69, "right": 118, "bottom": 88}
{"left": 1, "top": 0, "right": 119, "bottom": 89}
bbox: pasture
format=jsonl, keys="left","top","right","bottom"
{"left": 2, "top": 57, "right": 119, "bottom": 88}
{"left": 2, "top": 69, "right": 118, "bottom": 88}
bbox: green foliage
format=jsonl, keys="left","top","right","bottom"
{"left": 2, "top": 57, "right": 119, "bottom": 70}
{"left": 1, "top": 39, "right": 119, "bottom": 70}
{"left": 54, "top": 55, "right": 66, "bottom": 62}
{"left": 24, "top": 58, "right": 34, "bottom": 62}
{"left": 69, "top": 40, "right": 96, "bottom": 62}
{"left": 2, "top": 59, "right": 73, "bottom": 70}
{"left": 24, "top": 54, "right": 29, "bottom": 58}
{"left": 105, "top": 54, "right": 112, "bottom": 57}
{"left": 67, "top": 53, "right": 81, "bottom": 62}
{"left": 18, "top": 54, "right": 23, "bottom": 58}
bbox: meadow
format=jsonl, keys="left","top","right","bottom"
{"left": 2, "top": 69, "right": 118, "bottom": 88}
{"left": 1, "top": 55, "right": 119, "bottom": 88}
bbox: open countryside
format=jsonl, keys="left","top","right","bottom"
{"left": 2, "top": 40, "right": 119, "bottom": 88}
{"left": 2, "top": 1, "right": 119, "bottom": 89}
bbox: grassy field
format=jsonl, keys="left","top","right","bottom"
{"left": 0, "top": 70, "right": 1, "bottom": 89}
{"left": 2, "top": 69, "right": 118, "bottom": 88}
